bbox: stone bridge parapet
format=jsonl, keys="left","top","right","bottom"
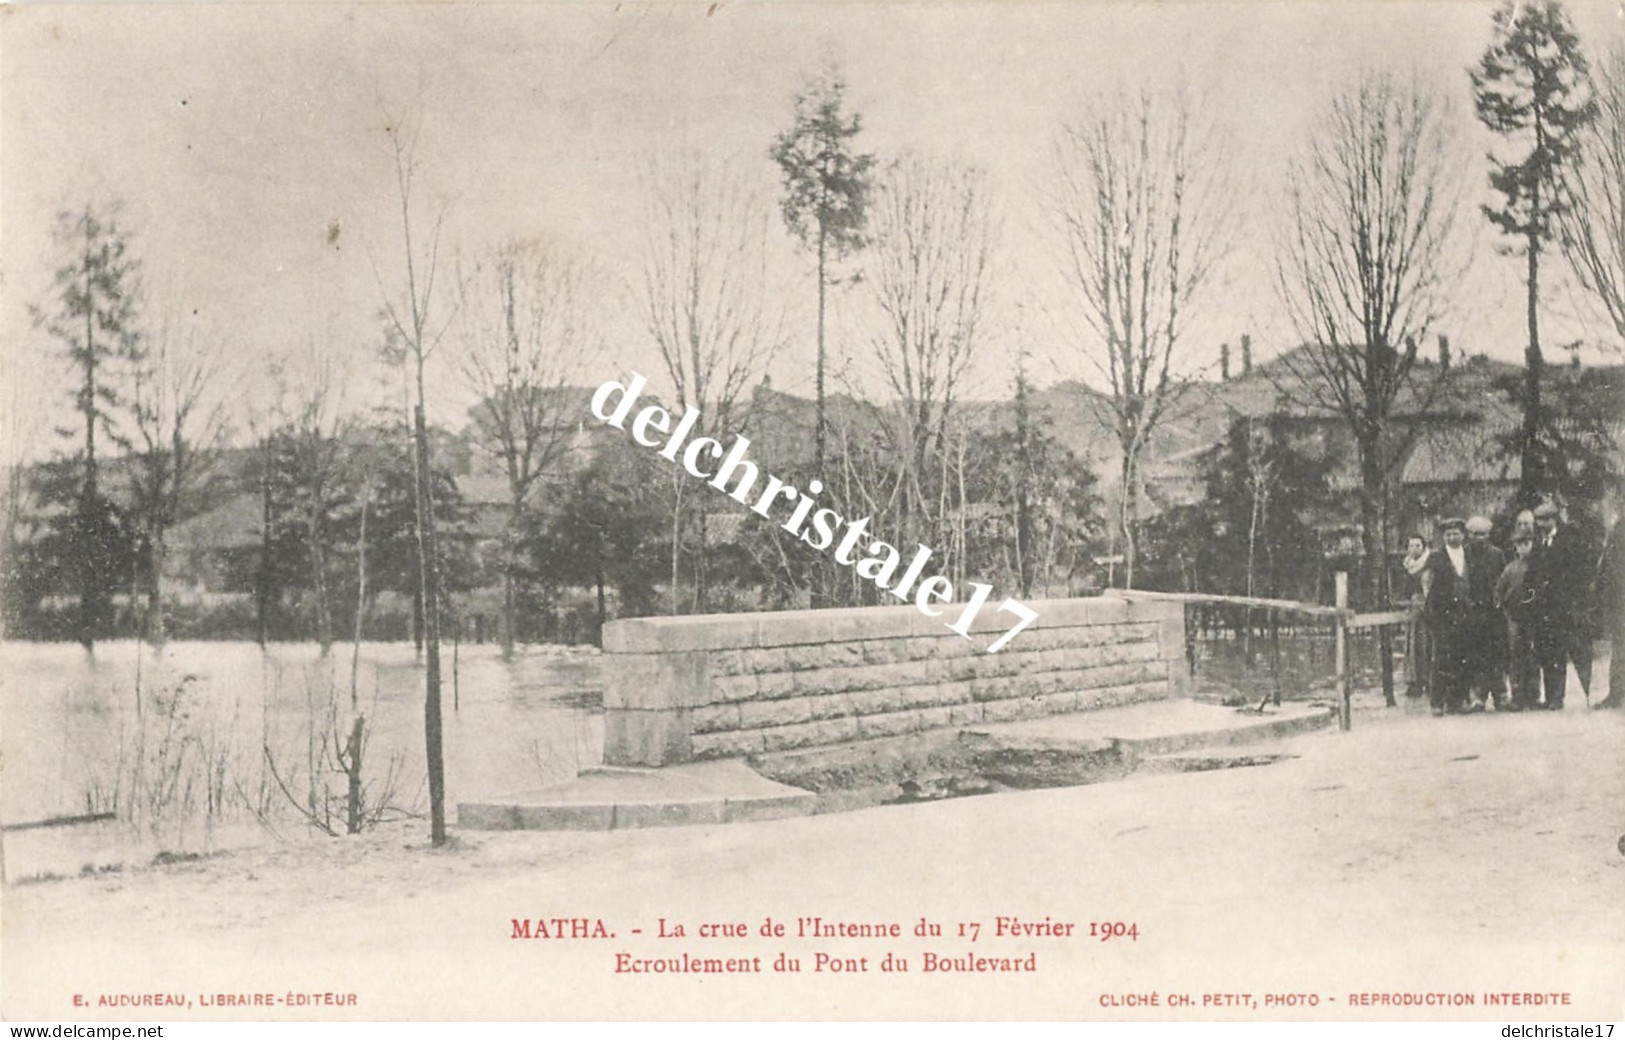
{"left": 601, "top": 595, "right": 1188, "bottom": 767}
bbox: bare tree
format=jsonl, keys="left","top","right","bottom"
{"left": 460, "top": 240, "right": 594, "bottom": 657}
{"left": 1274, "top": 73, "right": 1464, "bottom": 613}
{"left": 126, "top": 306, "right": 232, "bottom": 643}
{"left": 278, "top": 346, "right": 351, "bottom": 656}
{"left": 866, "top": 153, "right": 997, "bottom": 558}
{"left": 373, "top": 109, "right": 455, "bottom": 847}
{"left": 1052, "top": 89, "right": 1228, "bottom": 588}
{"left": 1561, "top": 41, "right": 1625, "bottom": 348}
{"left": 637, "top": 155, "right": 782, "bottom": 613}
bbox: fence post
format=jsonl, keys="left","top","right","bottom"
{"left": 1379, "top": 621, "right": 1396, "bottom": 708}
{"left": 1335, "top": 571, "right": 1350, "bottom": 731}
{"left": 1269, "top": 608, "right": 1282, "bottom": 707}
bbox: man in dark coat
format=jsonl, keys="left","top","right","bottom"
{"left": 1496, "top": 531, "right": 1541, "bottom": 711}
{"left": 1594, "top": 516, "right": 1624, "bottom": 710}
{"left": 1465, "top": 515, "right": 1507, "bottom": 710}
{"left": 1426, "top": 517, "right": 1490, "bottom": 715}
{"left": 1527, "top": 500, "right": 1596, "bottom": 709}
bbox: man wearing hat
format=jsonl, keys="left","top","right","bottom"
{"left": 1594, "top": 516, "right": 1625, "bottom": 709}
{"left": 1464, "top": 516, "right": 1508, "bottom": 710}
{"left": 1425, "top": 518, "right": 1480, "bottom": 714}
{"left": 1527, "top": 500, "right": 1597, "bottom": 709}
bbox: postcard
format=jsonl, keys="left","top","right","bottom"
{"left": 2, "top": 0, "right": 1621, "bottom": 1025}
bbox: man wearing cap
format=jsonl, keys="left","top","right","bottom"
{"left": 1527, "top": 500, "right": 1597, "bottom": 709}
{"left": 1425, "top": 518, "right": 1478, "bottom": 714}
{"left": 1464, "top": 516, "right": 1508, "bottom": 710}
{"left": 1496, "top": 530, "right": 1540, "bottom": 710}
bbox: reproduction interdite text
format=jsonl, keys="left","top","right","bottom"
{"left": 504, "top": 912, "right": 1580, "bottom": 1014}
{"left": 590, "top": 372, "right": 1040, "bottom": 652}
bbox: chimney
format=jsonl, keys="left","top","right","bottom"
{"left": 1219, "top": 342, "right": 1231, "bottom": 382}
{"left": 1241, "top": 334, "right": 1253, "bottom": 375}
{"left": 1438, "top": 334, "right": 1450, "bottom": 371}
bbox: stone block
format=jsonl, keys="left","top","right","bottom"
{"left": 1121, "top": 597, "right": 1184, "bottom": 625}
{"left": 827, "top": 608, "right": 916, "bottom": 644}
{"left": 604, "top": 651, "right": 710, "bottom": 711}
{"left": 1079, "top": 681, "right": 1168, "bottom": 711}
{"left": 785, "top": 642, "right": 862, "bottom": 672}
{"left": 757, "top": 717, "right": 855, "bottom": 752}
{"left": 812, "top": 716, "right": 861, "bottom": 746}
{"left": 948, "top": 702, "right": 986, "bottom": 726}
{"left": 755, "top": 670, "right": 798, "bottom": 699}
{"left": 915, "top": 705, "right": 958, "bottom": 731}
{"left": 862, "top": 640, "right": 903, "bottom": 665}
{"left": 1031, "top": 689, "right": 1080, "bottom": 715}
{"left": 1166, "top": 658, "right": 1192, "bottom": 696}
{"left": 603, "top": 708, "right": 692, "bottom": 767}
{"left": 458, "top": 802, "right": 617, "bottom": 831}
{"left": 808, "top": 692, "right": 856, "bottom": 721}
{"left": 708, "top": 648, "right": 747, "bottom": 677}
{"left": 710, "top": 673, "right": 759, "bottom": 703}
{"left": 897, "top": 683, "right": 959, "bottom": 709}
{"left": 848, "top": 685, "right": 905, "bottom": 715}
{"left": 738, "top": 696, "right": 814, "bottom": 730}
{"left": 1158, "top": 618, "right": 1188, "bottom": 661}
{"left": 692, "top": 728, "right": 768, "bottom": 759}
{"left": 1036, "top": 597, "right": 1128, "bottom": 628}
{"left": 690, "top": 702, "right": 742, "bottom": 735}
{"left": 855, "top": 710, "right": 924, "bottom": 739}
{"left": 980, "top": 697, "right": 1043, "bottom": 723}
{"left": 724, "top": 793, "right": 819, "bottom": 824}
{"left": 941, "top": 656, "right": 979, "bottom": 681}
{"left": 756, "top": 611, "right": 829, "bottom": 649}
{"left": 603, "top": 613, "right": 760, "bottom": 655}
{"left": 743, "top": 646, "right": 790, "bottom": 675}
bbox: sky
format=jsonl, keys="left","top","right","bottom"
{"left": 5, "top": 0, "right": 1625, "bottom": 466}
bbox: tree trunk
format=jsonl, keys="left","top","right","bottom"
{"left": 257, "top": 441, "right": 272, "bottom": 648}
{"left": 78, "top": 220, "right": 100, "bottom": 653}
{"left": 815, "top": 223, "right": 827, "bottom": 478}
{"left": 412, "top": 402, "right": 447, "bottom": 847}
{"left": 309, "top": 496, "right": 332, "bottom": 656}
{"left": 694, "top": 500, "right": 709, "bottom": 613}
{"left": 351, "top": 491, "right": 369, "bottom": 711}
{"left": 146, "top": 527, "right": 167, "bottom": 645}
{"left": 1014, "top": 377, "right": 1035, "bottom": 598}
{"left": 1357, "top": 439, "right": 1384, "bottom": 612}
{"left": 1118, "top": 451, "right": 1138, "bottom": 590}
{"left": 669, "top": 470, "right": 683, "bottom": 615}
{"left": 1521, "top": 229, "right": 1544, "bottom": 503}
{"left": 1376, "top": 476, "right": 1396, "bottom": 706}
{"left": 500, "top": 497, "right": 520, "bottom": 661}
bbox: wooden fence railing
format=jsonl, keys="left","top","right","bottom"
{"left": 1115, "top": 572, "right": 1415, "bottom": 731}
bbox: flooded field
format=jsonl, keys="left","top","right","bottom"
{"left": 0, "top": 639, "right": 604, "bottom": 873}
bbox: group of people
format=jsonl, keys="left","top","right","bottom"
{"left": 1400, "top": 501, "right": 1625, "bottom": 716}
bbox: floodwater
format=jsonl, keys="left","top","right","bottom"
{"left": 0, "top": 639, "right": 603, "bottom": 872}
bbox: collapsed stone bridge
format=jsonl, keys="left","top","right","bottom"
{"left": 458, "top": 594, "right": 1336, "bottom": 829}
{"left": 600, "top": 595, "right": 1190, "bottom": 768}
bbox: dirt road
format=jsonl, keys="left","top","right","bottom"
{"left": 4, "top": 700, "right": 1621, "bottom": 1021}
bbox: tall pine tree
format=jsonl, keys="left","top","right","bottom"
{"left": 771, "top": 66, "right": 875, "bottom": 475}
{"left": 29, "top": 206, "right": 145, "bottom": 649}
{"left": 1472, "top": 0, "right": 1596, "bottom": 503}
